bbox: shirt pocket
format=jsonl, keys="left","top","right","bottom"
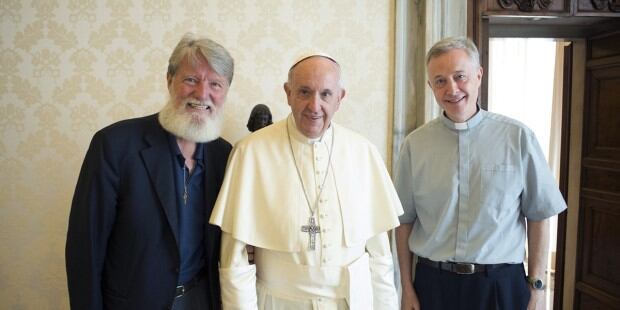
{"left": 479, "top": 164, "right": 521, "bottom": 223}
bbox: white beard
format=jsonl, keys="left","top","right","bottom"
{"left": 158, "top": 95, "right": 223, "bottom": 143}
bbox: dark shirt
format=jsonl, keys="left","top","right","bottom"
{"left": 168, "top": 133, "right": 206, "bottom": 284}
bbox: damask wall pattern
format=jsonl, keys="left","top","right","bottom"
{"left": 0, "top": 1, "right": 395, "bottom": 308}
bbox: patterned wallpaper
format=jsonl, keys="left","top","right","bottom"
{"left": 0, "top": 0, "right": 394, "bottom": 308}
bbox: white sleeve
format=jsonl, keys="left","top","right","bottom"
{"left": 219, "top": 232, "right": 258, "bottom": 310}
{"left": 366, "top": 231, "right": 399, "bottom": 309}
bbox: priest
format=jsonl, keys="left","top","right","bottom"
{"left": 210, "top": 53, "right": 403, "bottom": 309}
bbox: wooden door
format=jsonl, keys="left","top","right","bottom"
{"left": 574, "top": 30, "right": 620, "bottom": 309}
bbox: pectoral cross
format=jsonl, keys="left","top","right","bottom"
{"left": 301, "top": 216, "right": 321, "bottom": 250}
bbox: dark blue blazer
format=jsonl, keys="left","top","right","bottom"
{"left": 66, "top": 113, "right": 230, "bottom": 310}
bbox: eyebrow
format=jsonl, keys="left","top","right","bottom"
{"left": 433, "top": 70, "right": 466, "bottom": 79}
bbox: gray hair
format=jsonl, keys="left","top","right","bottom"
{"left": 167, "top": 33, "right": 234, "bottom": 85}
{"left": 426, "top": 36, "right": 480, "bottom": 68}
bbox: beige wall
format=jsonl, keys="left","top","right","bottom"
{"left": 0, "top": 1, "right": 395, "bottom": 308}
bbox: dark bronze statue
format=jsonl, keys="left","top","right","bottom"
{"left": 247, "top": 104, "right": 273, "bottom": 132}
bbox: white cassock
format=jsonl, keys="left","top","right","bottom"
{"left": 210, "top": 115, "right": 403, "bottom": 310}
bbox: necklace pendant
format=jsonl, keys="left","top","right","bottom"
{"left": 182, "top": 167, "right": 189, "bottom": 206}
{"left": 301, "top": 216, "right": 321, "bottom": 250}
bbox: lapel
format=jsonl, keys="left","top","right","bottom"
{"left": 141, "top": 124, "right": 180, "bottom": 246}
{"left": 201, "top": 141, "right": 220, "bottom": 257}
{"left": 202, "top": 142, "right": 218, "bottom": 211}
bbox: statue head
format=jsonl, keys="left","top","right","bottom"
{"left": 247, "top": 104, "right": 273, "bottom": 132}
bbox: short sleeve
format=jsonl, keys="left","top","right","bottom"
{"left": 519, "top": 129, "right": 567, "bottom": 220}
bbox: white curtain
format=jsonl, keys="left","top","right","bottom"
{"left": 548, "top": 41, "right": 572, "bottom": 181}
{"left": 488, "top": 38, "right": 558, "bottom": 163}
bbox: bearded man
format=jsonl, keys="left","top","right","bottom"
{"left": 66, "top": 33, "right": 234, "bottom": 310}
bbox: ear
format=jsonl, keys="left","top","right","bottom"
{"left": 427, "top": 80, "right": 432, "bottom": 89}
{"left": 283, "top": 82, "right": 292, "bottom": 105}
{"left": 167, "top": 73, "right": 173, "bottom": 88}
{"left": 338, "top": 88, "right": 346, "bottom": 102}
{"left": 473, "top": 66, "right": 484, "bottom": 88}
{"left": 333, "top": 88, "right": 346, "bottom": 112}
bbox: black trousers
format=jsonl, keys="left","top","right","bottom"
{"left": 414, "top": 262, "right": 530, "bottom": 310}
{"left": 171, "top": 278, "right": 209, "bottom": 310}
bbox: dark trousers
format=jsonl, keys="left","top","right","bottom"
{"left": 414, "top": 261, "right": 530, "bottom": 310}
{"left": 171, "top": 278, "right": 209, "bottom": 310}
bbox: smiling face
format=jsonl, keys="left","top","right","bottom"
{"left": 159, "top": 55, "right": 229, "bottom": 142}
{"left": 167, "top": 55, "right": 229, "bottom": 121}
{"left": 427, "top": 48, "right": 483, "bottom": 123}
{"left": 284, "top": 56, "right": 345, "bottom": 139}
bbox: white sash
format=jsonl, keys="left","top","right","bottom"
{"left": 256, "top": 253, "right": 372, "bottom": 306}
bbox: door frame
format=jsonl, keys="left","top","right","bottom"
{"left": 467, "top": 7, "right": 620, "bottom": 308}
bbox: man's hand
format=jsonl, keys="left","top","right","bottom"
{"left": 527, "top": 288, "right": 545, "bottom": 310}
{"left": 401, "top": 285, "right": 421, "bottom": 310}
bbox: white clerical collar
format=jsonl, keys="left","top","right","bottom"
{"left": 287, "top": 114, "right": 333, "bottom": 145}
{"left": 440, "top": 107, "right": 485, "bottom": 131}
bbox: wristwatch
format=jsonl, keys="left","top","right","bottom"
{"left": 527, "top": 276, "right": 545, "bottom": 290}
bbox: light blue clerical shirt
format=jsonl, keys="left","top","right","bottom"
{"left": 394, "top": 109, "right": 566, "bottom": 264}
